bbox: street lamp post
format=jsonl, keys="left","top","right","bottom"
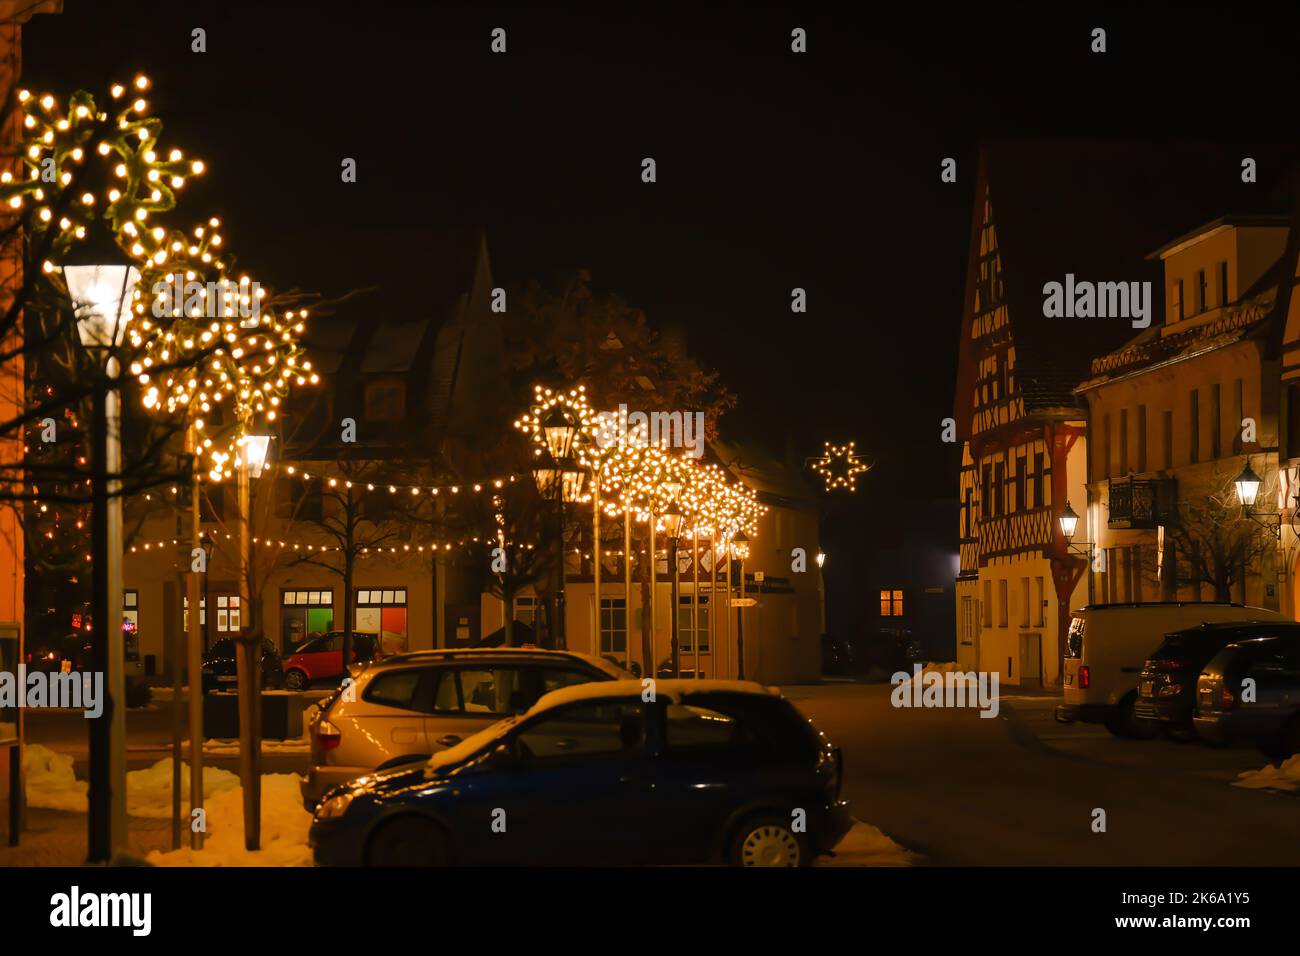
{"left": 65, "top": 262, "right": 140, "bottom": 864}
{"left": 1059, "top": 500, "right": 1096, "bottom": 604}
{"left": 235, "top": 428, "right": 270, "bottom": 850}
{"left": 662, "top": 498, "right": 684, "bottom": 678}
{"left": 731, "top": 529, "right": 750, "bottom": 680}
{"left": 531, "top": 405, "right": 585, "bottom": 649}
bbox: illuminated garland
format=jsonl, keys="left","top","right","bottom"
{"left": 0, "top": 75, "right": 317, "bottom": 482}
{"left": 811, "top": 440, "right": 871, "bottom": 492}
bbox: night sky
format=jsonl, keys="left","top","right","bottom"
{"left": 22, "top": 2, "right": 1300, "bottom": 640}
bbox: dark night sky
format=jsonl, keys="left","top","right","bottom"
{"left": 21, "top": 1, "right": 1300, "bottom": 638}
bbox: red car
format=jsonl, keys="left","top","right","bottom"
{"left": 283, "top": 631, "right": 383, "bottom": 690}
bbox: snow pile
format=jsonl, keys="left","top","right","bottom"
{"left": 23, "top": 744, "right": 240, "bottom": 816}
{"left": 200, "top": 737, "right": 309, "bottom": 756}
{"left": 147, "top": 773, "right": 312, "bottom": 867}
{"left": 1233, "top": 754, "right": 1300, "bottom": 793}
{"left": 821, "top": 820, "right": 916, "bottom": 866}
{"left": 894, "top": 661, "right": 958, "bottom": 687}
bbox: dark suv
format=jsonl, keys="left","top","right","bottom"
{"left": 1194, "top": 632, "right": 1300, "bottom": 758}
{"left": 1136, "top": 621, "right": 1300, "bottom": 738}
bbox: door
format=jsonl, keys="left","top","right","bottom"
{"left": 496, "top": 698, "right": 652, "bottom": 864}
{"left": 1019, "top": 632, "right": 1042, "bottom": 688}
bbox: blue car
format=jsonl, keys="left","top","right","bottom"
{"left": 309, "top": 679, "right": 851, "bottom": 867}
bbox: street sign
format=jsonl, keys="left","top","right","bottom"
{"left": 730, "top": 598, "right": 757, "bottom": 608}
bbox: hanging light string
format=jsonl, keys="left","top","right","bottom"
{"left": 0, "top": 75, "right": 318, "bottom": 484}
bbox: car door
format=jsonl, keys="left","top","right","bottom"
{"left": 420, "top": 665, "right": 514, "bottom": 752}
{"left": 490, "top": 697, "right": 655, "bottom": 864}
{"left": 349, "top": 666, "right": 434, "bottom": 760}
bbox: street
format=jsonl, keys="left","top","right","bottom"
{"left": 786, "top": 682, "right": 1300, "bottom": 866}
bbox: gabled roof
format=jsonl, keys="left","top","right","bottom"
{"left": 955, "top": 142, "right": 1300, "bottom": 438}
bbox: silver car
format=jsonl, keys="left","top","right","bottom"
{"left": 301, "top": 647, "right": 631, "bottom": 808}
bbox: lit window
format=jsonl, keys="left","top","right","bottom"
{"left": 880, "top": 589, "right": 904, "bottom": 617}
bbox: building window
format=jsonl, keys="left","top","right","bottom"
{"left": 677, "top": 595, "right": 709, "bottom": 652}
{"left": 1014, "top": 456, "right": 1026, "bottom": 512}
{"left": 1032, "top": 452, "right": 1044, "bottom": 508}
{"left": 1137, "top": 405, "right": 1147, "bottom": 474}
{"left": 182, "top": 595, "right": 205, "bottom": 631}
{"left": 364, "top": 377, "right": 406, "bottom": 422}
{"left": 1119, "top": 409, "right": 1128, "bottom": 476}
{"left": 280, "top": 589, "right": 334, "bottom": 650}
{"left": 993, "top": 462, "right": 1004, "bottom": 517}
{"left": 1211, "top": 384, "right": 1221, "bottom": 459}
{"left": 214, "top": 594, "right": 241, "bottom": 633}
{"left": 1103, "top": 414, "right": 1112, "bottom": 478}
{"left": 1163, "top": 409, "right": 1174, "bottom": 469}
{"left": 1218, "top": 261, "right": 1229, "bottom": 307}
{"left": 1173, "top": 279, "right": 1184, "bottom": 321}
{"left": 276, "top": 476, "right": 322, "bottom": 521}
{"left": 123, "top": 590, "right": 140, "bottom": 664}
{"left": 1195, "top": 269, "right": 1208, "bottom": 313}
{"left": 981, "top": 580, "right": 992, "bottom": 627}
{"left": 997, "top": 580, "right": 1008, "bottom": 627}
{"left": 880, "top": 589, "right": 904, "bottom": 617}
{"left": 1190, "top": 390, "right": 1200, "bottom": 464}
{"left": 981, "top": 464, "right": 992, "bottom": 520}
{"left": 600, "top": 597, "right": 627, "bottom": 656}
{"left": 356, "top": 587, "right": 409, "bottom": 655}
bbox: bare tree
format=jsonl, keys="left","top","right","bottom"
{"left": 1163, "top": 466, "right": 1277, "bottom": 602}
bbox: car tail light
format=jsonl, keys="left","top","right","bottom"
{"left": 1220, "top": 686, "right": 1236, "bottom": 710}
{"left": 1079, "top": 665, "right": 1090, "bottom": 689}
{"left": 314, "top": 719, "right": 341, "bottom": 751}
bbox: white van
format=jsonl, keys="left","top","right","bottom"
{"left": 1056, "top": 602, "right": 1290, "bottom": 737}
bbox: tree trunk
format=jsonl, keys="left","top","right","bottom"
{"left": 639, "top": 524, "right": 653, "bottom": 676}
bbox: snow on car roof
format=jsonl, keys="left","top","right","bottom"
{"left": 529, "top": 678, "right": 778, "bottom": 714}
{"left": 423, "top": 679, "right": 779, "bottom": 775}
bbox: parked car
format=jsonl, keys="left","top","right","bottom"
{"left": 282, "top": 631, "right": 383, "bottom": 690}
{"left": 309, "top": 678, "right": 851, "bottom": 866}
{"left": 301, "top": 647, "right": 630, "bottom": 808}
{"left": 1135, "top": 621, "right": 1300, "bottom": 738}
{"left": 1194, "top": 632, "right": 1300, "bottom": 758}
{"left": 1056, "top": 602, "right": 1288, "bottom": 737}
{"left": 201, "top": 638, "right": 285, "bottom": 694}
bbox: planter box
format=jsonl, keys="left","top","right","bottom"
{"left": 203, "top": 691, "right": 306, "bottom": 740}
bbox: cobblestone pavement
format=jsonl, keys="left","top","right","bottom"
{"left": 0, "top": 808, "right": 176, "bottom": 867}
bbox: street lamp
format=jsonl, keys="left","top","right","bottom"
{"left": 531, "top": 437, "right": 586, "bottom": 649}
{"left": 731, "top": 529, "right": 750, "bottom": 680}
{"left": 235, "top": 429, "right": 271, "bottom": 850}
{"left": 1234, "top": 461, "right": 1262, "bottom": 510}
{"left": 662, "top": 497, "right": 685, "bottom": 678}
{"left": 64, "top": 261, "right": 140, "bottom": 864}
{"left": 1059, "top": 500, "right": 1080, "bottom": 542}
{"left": 816, "top": 550, "right": 826, "bottom": 569}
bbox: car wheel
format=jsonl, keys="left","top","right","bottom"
{"left": 728, "top": 814, "right": 809, "bottom": 867}
{"left": 284, "top": 669, "right": 308, "bottom": 691}
{"left": 1104, "top": 693, "right": 1155, "bottom": 739}
{"left": 365, "top": 817, "right": 450, "bottom": 867}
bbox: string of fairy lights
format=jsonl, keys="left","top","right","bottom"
{"left": 0, "top": 75, "right": 318, "bottom": 484}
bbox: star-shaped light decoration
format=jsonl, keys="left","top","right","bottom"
{"left": 811, "top": 440, "right": 871, "bottom": 492}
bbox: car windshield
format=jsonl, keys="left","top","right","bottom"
{"left": 425, "top": 715, "right": 520, "bottom": 775}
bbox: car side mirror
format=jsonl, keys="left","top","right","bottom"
{"left": 485, "top": 741, "right": 521, "bottom": 771}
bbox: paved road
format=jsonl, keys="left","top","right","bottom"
{"left": 785, "top": 681, "right": 1300, "bottom": 865}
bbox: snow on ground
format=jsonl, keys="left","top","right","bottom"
{"left": 147, "top": 773, "right": 313, "bottom": 867}
{"left": 24, "top": 743, "right": 240, "bottom": 816}
{"left": 197, "top": 737, "right": 310, "bottom": 756}
{"left": 1233, "top": 755, "right": 1300, "bottom": 793}
{"left": 821, "top": 820, "right": 917, "bottom": 866}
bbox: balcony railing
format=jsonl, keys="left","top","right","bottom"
{"left": 1107, "top": 476, "right": 1176, "bottom": 529}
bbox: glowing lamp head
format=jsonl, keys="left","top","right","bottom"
{"left": 64, "top": 263, "right": 141, "bottom": 349}
{"left": 242, "top": 434, "right": 272, "bottom": 479}
{"left": 661, "top": 498, "right": 685, "bottom": 541}
{"left": 1059, "top": 501, "right": 1080, "bottom": 541}
{"left": 1235, "top": 461, "right": 1262, "bottom": 509}
{"left": 541, "top": 405, "right": 579, "bottom": 460}
{"left": 816, "top": 550, "right": 826, "bottom": 569}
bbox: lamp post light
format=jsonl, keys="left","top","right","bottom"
{"left": 531, "top": 409, "right": 585, "bottom": 649}
{"left": 64, "top": 261, "right": 140, "bottom": 864}
{"left": 662, "top": 497, "right": 685, "bottom": 678}
{"left": 731, "top": 529, "right": 750, "bottom": 680}
{"left": 235, "top": 428, "right": 271, "bottom": 851}
{"left": 1058, "top": 500, "right": 1097, "bottom": 603}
